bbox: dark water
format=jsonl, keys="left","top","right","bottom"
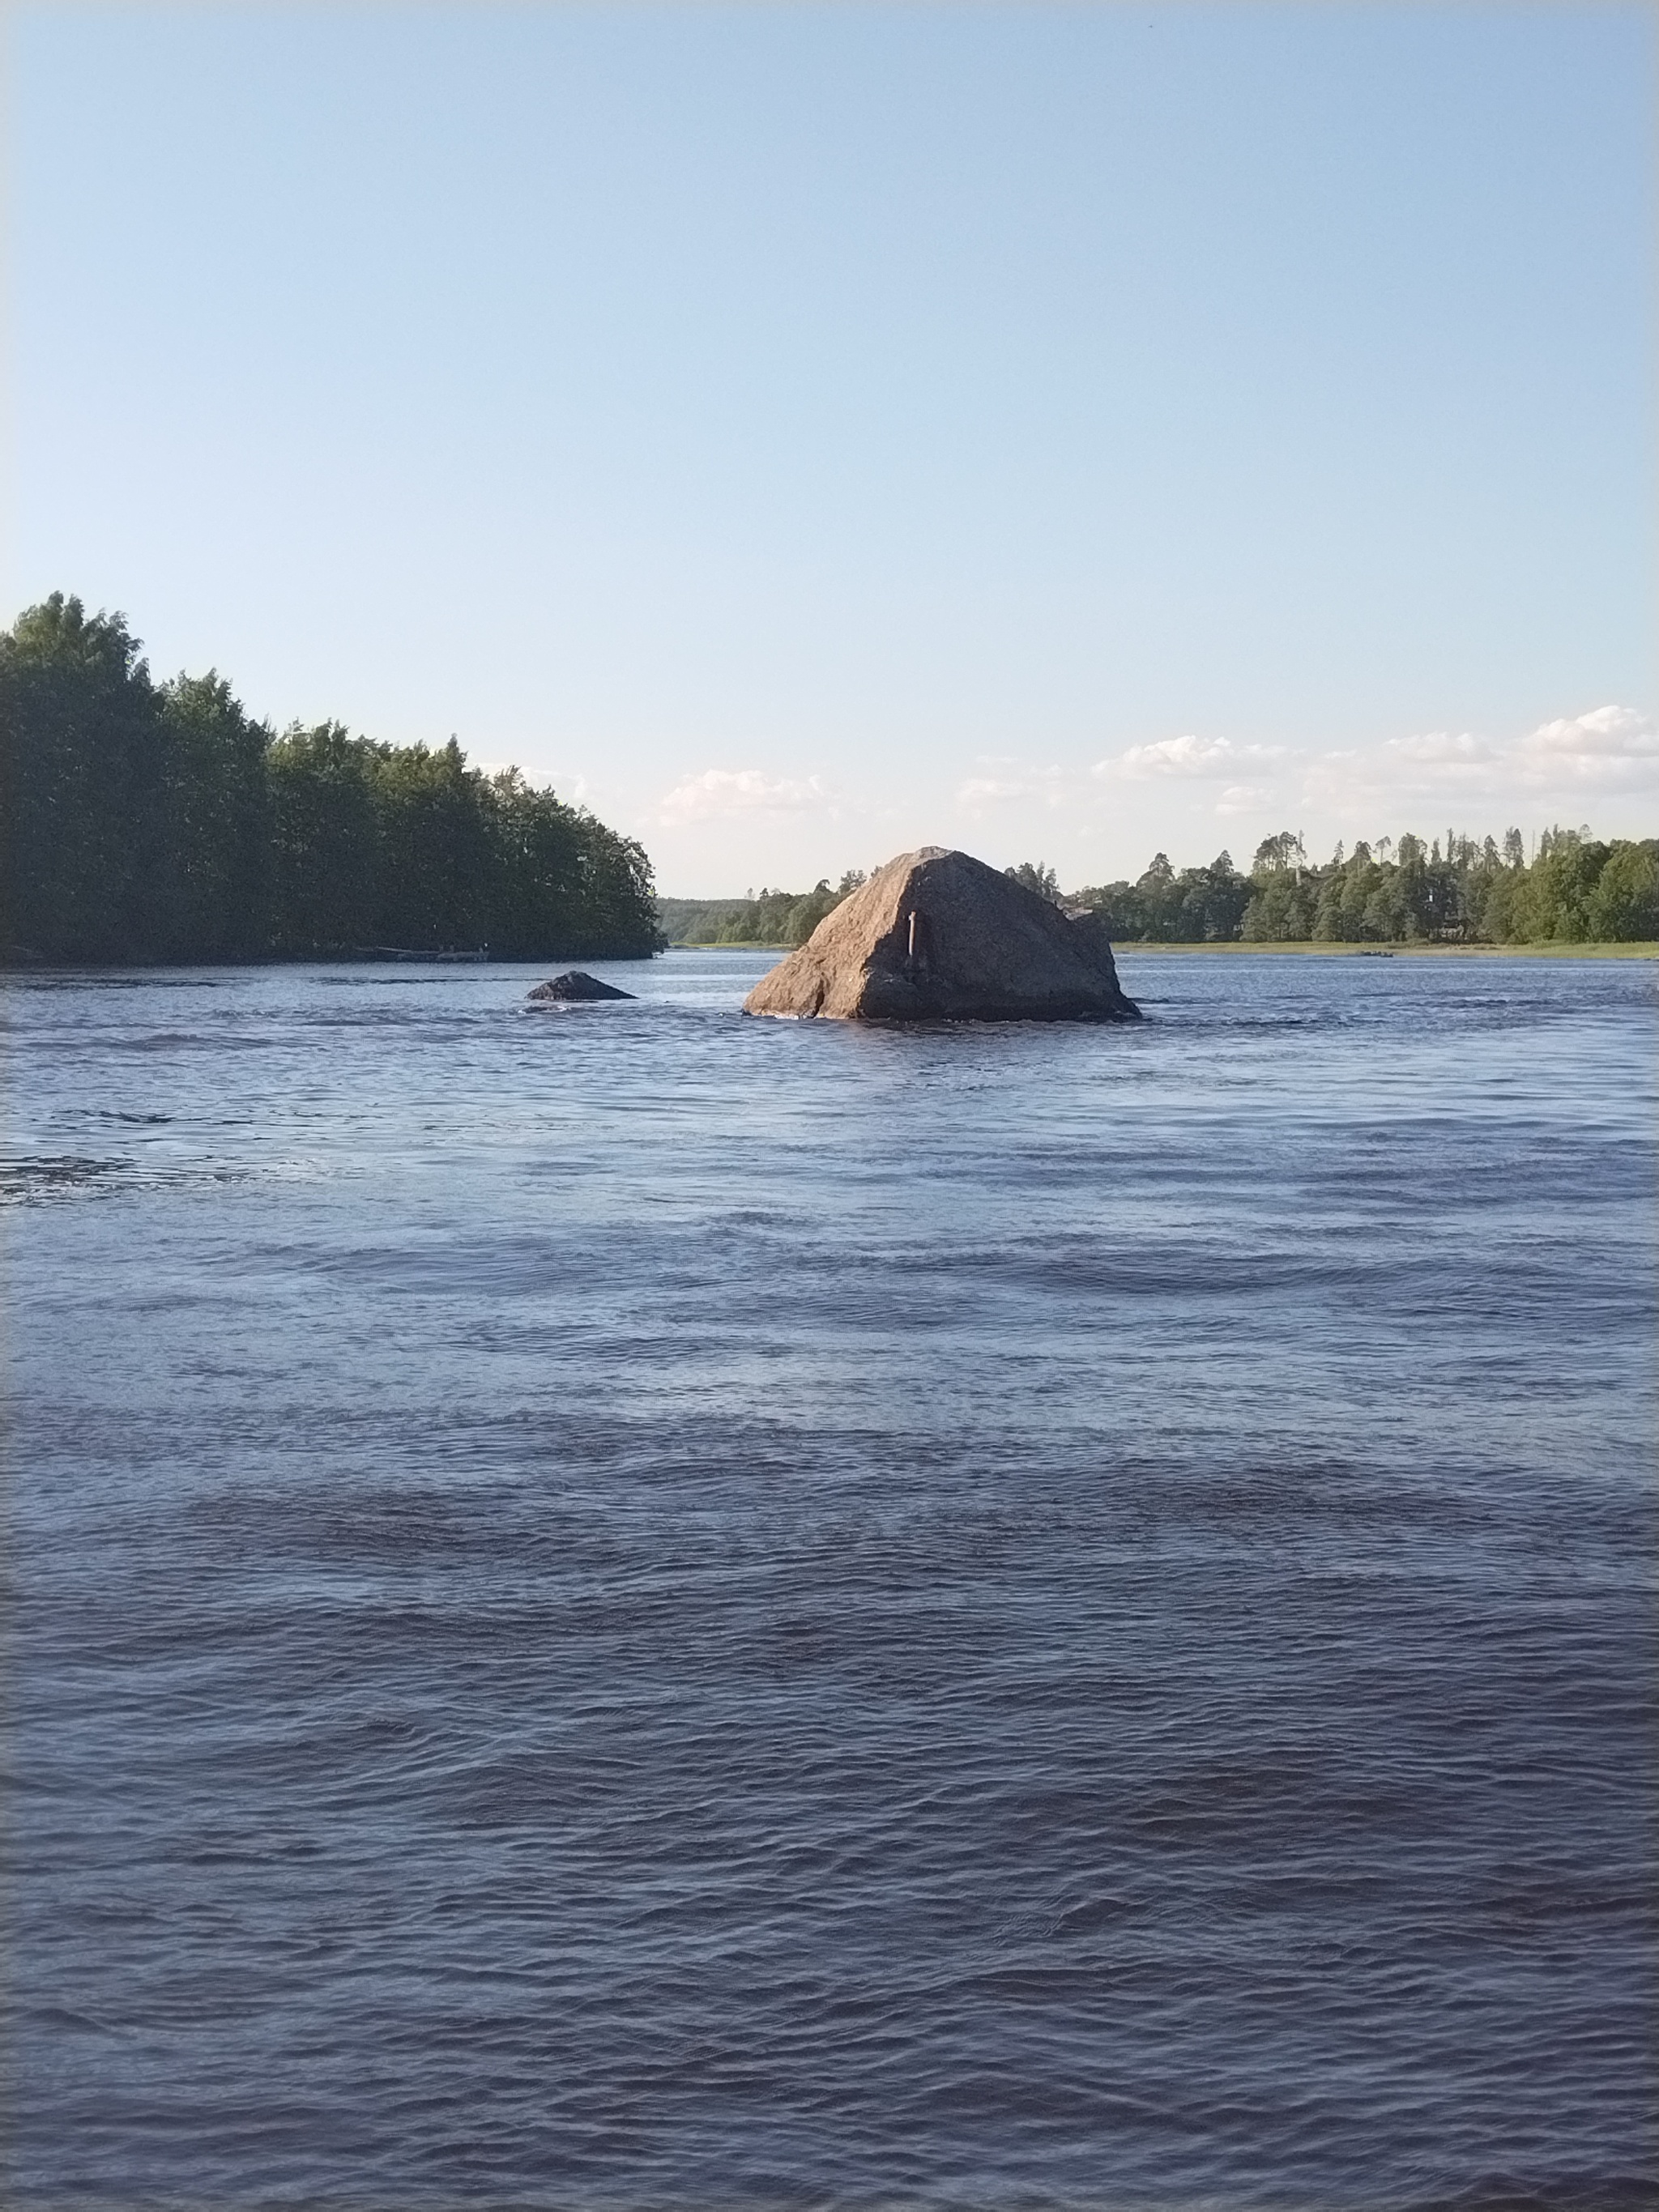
{"left": 8, "top": 949, "right": 1656, "bottom": 2212}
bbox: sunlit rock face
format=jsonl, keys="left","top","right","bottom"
{"left": 743, "top": 847, "right": 1141, "bottom": 1022}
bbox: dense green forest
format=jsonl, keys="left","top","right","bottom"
{"left": 663, "top": 834, "right": 1657, "bottom": 950}
{"left": 0, "top": 595, "right": 661, "bottom": 963}
{"left": 1071, "top": 829, "right": 1659, "bottom": 943}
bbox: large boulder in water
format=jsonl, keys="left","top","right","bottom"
{"left": 743, "top": 847, "right": 1141, "bottom": 1022}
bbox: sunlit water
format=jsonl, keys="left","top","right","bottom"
{"left": 7, "top": 949, "right": 1656, "bottom": 2211}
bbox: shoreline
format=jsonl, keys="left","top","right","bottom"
{"left": 1109, "top": 940, "right": 1659, "bottom": 960}
{"left": 665, "top": 938, "right": 1659, "bottom": 960}
{"left": 7, "top": 940, "right": 1656, "bottom": 970}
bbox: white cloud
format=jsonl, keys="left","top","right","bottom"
{"left": 1303, "top": 739, "right": 1494, "bottom": 812}
{"left": 1384, "top": 731, "right": 1499, "bottom": 768}
{"left": 1304, "top": 702, "right": 1659, "bottom": 818}
{"left": 1094, "top": 733, "right": 1285, "bottom": 782}
{"left": 1524, "top": 705, "right": 1658, "bottom": 764}
{"left": 659, "top": 768, "right": 832, "bottom": 823}
{"left": 954, "top": 762, "right": 1067, "bottom": 812}
{"left": 1215, "top": 783, "right": 1273, "bottom": 816}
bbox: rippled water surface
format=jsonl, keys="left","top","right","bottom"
{"left": 8, "top": 949, "right": 1657, "bottom": 2210}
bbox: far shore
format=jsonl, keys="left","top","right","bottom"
{"left": 1109, "top": 940, "right": 1659, "bottom": 959}
{"left": 667, "top": 937, "right": 1658, "bottom": 960}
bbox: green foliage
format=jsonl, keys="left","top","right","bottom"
{"left": 1242, "top": 872, "right": 1318, "bottom": 941}
{"left": 1069, "top": 825, "right": 1658, "bottom": 944}
{"left": 1005, "top": 860, "right": 1060, "bottom": 903}
{"left": 1587, "top": 839, "right": 1659, "bottom": 940}
{"left": 1520, "top": 829, "right": 1611, "bottom": 943}
{"left": 1252, "top": 831, "right": 1307, "bottom": 873}
{"left": 0, "top": 592, "right": 168, "bottom": 960}
{"left": 659, "top": 869, "right": 868, "bottom": 948}
{"left": 665, "top": 833, "right": 1659, "bottom": 951}
{"left": 655, "top": 897, "right": 749, "bottom": 945}
{"left": 268, "top": 722, "right": 380, "bottom": 954}
{"left": 1072, "top": 851, "right": 1252, "bottom": 942}
{"left": 1, "top": 593, "right": 660, "bottom": 963}
{"left": 160, "top": 671, "right": 275, "bottom": 960}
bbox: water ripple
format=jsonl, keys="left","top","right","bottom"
{"left": 7, "top": 951, "right": 1655, "bottom": 2210}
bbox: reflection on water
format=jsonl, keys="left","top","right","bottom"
{"left": 9, "top": 949, "right": 1657, "bottom": 2210}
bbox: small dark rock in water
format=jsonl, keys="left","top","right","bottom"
{"left": 527, "top": 972, "right": 635, "bottom": 1003}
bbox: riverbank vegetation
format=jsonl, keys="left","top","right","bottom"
{"left": 1073, "top": 829, "right": 1658, "bottom": 944}
{"left": 664, "top": 831, "right": 1657, "bottom": 951}
{"left": 659, "top": 874, "right": 867, "bottom": 947}
{"left": 0, "top": 595, "right": 661, "bottom": 963}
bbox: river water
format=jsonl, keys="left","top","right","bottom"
{"left": 7, "top": 949, "right": 1655, "bottom": 2210}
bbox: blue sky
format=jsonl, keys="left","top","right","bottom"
{"left": 7, "top": 3, "right": 1654, "bottom": 893}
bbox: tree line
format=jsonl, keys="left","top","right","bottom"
{"left": 659, "top": 873, "right": 868, "bottom": 947}
{"left": 1069, "top": 828, "right": 1658, "bottom": 944}
{"left": 663, "top": 833, "right": 1657, "bottom": 952}
{"left": 0, "top": 595, "right": 661, "bottom": 963}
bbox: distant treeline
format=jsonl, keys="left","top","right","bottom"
{"left": 659, "top": 873, "right": 868, "bottom": 947}
{"left": 1, "top": 595, "right": 661, "bottom": 964}
{"left": 1072, "top": 829, "right": 1659, "bottom": 944}
{"left": 664, "top": 833, "right": 1658, "bottom": 952}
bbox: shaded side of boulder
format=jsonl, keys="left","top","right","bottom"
{"left": 527, "top": 970, "right": 635, "bottom": 1002}
{"left": 743, "top": 848, "right": 1141, "bottom": 1021}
